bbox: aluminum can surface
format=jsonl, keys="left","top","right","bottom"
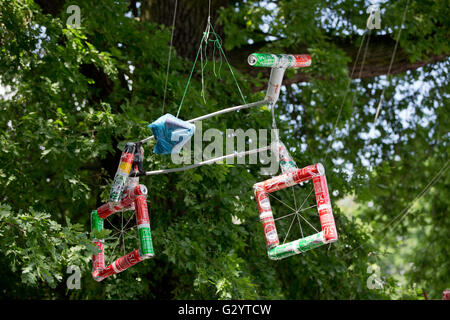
{"left": 97, "top": 184, "right": 147, "bottom": 219}
{"left": 268, "top": 232, "right": 325, "bottom": 260}
{"left": 135, "top": 195, "right": 154, "bottom": 256}
{"left": 313, "top": 174, "right": 338, "bottom": 243}
{"left": 443, "top": 290, "right": 450, "bottom": 300}
{"left": 272, "top": 141, "right": 297, "bottom": 174}
{"left": 92, "top": 240, "right": 105, "bottom": 271}
{"left": 108, "top": 143, "right": 135, "bottom": 202}
{"left": 248, "top": 53, "right": 311, "bottom": 68}
{"left": 91, "top": 210, "right": 104, "bottom": 234}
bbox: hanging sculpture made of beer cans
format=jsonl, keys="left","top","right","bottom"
{"left": 253, "top": 141, "right": 338, "bottom": 260}
{"left": 91, "top": 143, "right": 154, "bottom": 281}
{"left": 88, "top": 48, "right": 337, "bottom": 280}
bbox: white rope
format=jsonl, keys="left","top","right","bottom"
{"left": 296, "top": 214, "right": 304, "bottom": 238}
{"left": 274, "top": 205, "right": 317, "bottom": 222}
{"left": 143, "top": 145, "right": 271, "bottom": 175}
{"left": 282, "top": 214, "right": 297, "bottom": 244}
{"left": 268, "top": 191, "right": 297, "bottom": 213}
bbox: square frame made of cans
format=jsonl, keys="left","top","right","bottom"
{"left": 253, "top": 163, "right": 338, "bottom": 260}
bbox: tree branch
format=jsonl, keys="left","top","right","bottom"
{"left": 228, "top": 34, "right": 449, "bottom": 91}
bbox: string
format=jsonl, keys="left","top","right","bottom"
{"left": 344, "top": 159, "right": 449, "bottom": 258}
{"left": 176, "top": 17, "right": 247, "bottom": 117}
{"left": 200, "top": 17, "right": 211, "bottom": 103}
{"left": 162, "top": 0, "right": 178, "bottom": 115}
{"left": 374, "top": 0, "right": 410, "bottom": 123}
{"left": 324, "top": 30, "right": 370, "bottom": 162}
{"left": 176, "top": 38, "right": 204, "bottom": 118}
{"left": 209, "top": 23, "right": 247, "bottom": 105}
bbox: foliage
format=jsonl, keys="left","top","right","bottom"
{"left": 0, "top": 203, "right": 95, "bottom": 297}
{"left": 0, "top": 0, "right": 448, "bottom": 300}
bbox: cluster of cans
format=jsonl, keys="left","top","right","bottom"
{"left": 248, "top": 53, "right": 312, "bottom": 103}
{"left": 248, "top": 53, "right": 312, "bottom": 69}
{"left": 254, "top": 144, "right": 338, "bottom": 260}
{"left": 91, "top": 143, "right": 154, "bottom": 282}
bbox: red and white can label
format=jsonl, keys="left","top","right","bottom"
{"left": 135, "top": 196, "right": 150, "bottom": 226}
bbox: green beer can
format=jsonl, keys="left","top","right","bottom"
{"left": 91, "top": 210, "right": 104, "bottom": 234}
{"left": 138, "top": 224, "right": 154, "bottom": 257}
{"left": 268, "top": 232, "right": 325, "bottom": 260}
{"left": 248, "top": 53, "right": 312, "bottom": 69}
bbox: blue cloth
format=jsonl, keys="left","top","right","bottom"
{"left": 148, "top": 114, "right": 196, "bottom": 154}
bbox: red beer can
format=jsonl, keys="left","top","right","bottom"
{"left": 119, "top": 184, "right": 148, "bottom": 210}
{"left": 293, "top": 163, "right": 323, "bottom": 184}
{"left": 92, "top": 264, "right": 115, "bottom": 282}
{"left": 313, "top": 175, "right": 338, "bottom": 243}
{"left": 92, "top": 240, "right": 105, "bottom": 271}
{"left": 112, "top": 249, "right": 143, "bottom": 274}
{"left": 292, "top": 54, "right": 312, "bottom": 68}
{"left": 97, "top": 202, "right": 115, "bottom": 219}
{"left": 97, "top": 184, "right": 148, "bottom": 219}
{"left": 443, "top": 290, "right": 450, "bottom": 300}
{"left": 254, "top": 187, "right": 271, "bottom": 214}
{"left": 261, "top": 216, "right": 279, "bottom": 248}
{"left": 135, "top": 195, "right": 150, "bottom": 226}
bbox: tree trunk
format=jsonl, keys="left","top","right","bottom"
{"left": 141, "top": 0, "right": 229, "bottom": 61}
{"left": 140, "top": 0, "right": 448, "bottom": 88}
{"left": 36, "top": 0, "right": 449, "bottom": 87}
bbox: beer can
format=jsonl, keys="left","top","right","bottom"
{"left": 272, "top": 141, "right": 297, "bottom": 174}
{"left": 112, "top": 249, "right": 144, "bottom": 274}
{"left": 92, "top": 264, "right": 115, "bottom": 282}
{"left": 261, "top": 215, "right": 279, "bottom": 249}
{"left": 135, "top": 195, "right": 150, "bottom": 225}
{"left": 265, "top": 67, "right": 286, "bottom": 103}
{"left": 291, "top": 163, "right": 323, "bottom": 184}
{"left": 312, "top": 174, "right": 338, "bottom": 243}
{"left": 248, "top": 53, "right": 311, "bottom": 69}
{"left": 254, "top": 186, "right": 271, "bottom": 214}
{"left": 442, "top": 290, "right": 450, "bottom": 300}
{"left": 91, "top": 210, "right": 104, "bottom": 234}
{"left": 97, "top": 202, "right": 115, "bottom": 220}
{"left": 116, "top": 184, "right": 147, "bottom": 213}
{"left": 135, "top": 195, "right": 154, "bottom": 257}
{"left": 97, "top": 184, "right": 148, "bottom": 219}
{"left": 268, "top": 232, "right": 325, "bottom": 260}
{"left": 254, "top": 185, "right": 280, "bottom": 249}
{"left": 108, "top": 143, "right": 136, "bottom": 202}
{"left": 138, "top": 225, "right": 154, "bottom": 257}
{"left": 92, "top": 240, "right": 105, "bottom": 271}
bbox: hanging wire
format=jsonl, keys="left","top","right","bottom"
{"left": 283, "top": 27, "right": 375, "bottom": 237}
{"left": 344, "top": 159, "right": 449, "bottom": 258}
{"left": 324, "top": 29, "right": 371, "bottom": 163}
{"left": 374, "top": 0, "right": 410, "bottom": 123}
{"left": 162, "top": 0, "right": 178, "bottom": 115}
{"left": 176, "top": 19, "right": 247, "bottom": 117}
